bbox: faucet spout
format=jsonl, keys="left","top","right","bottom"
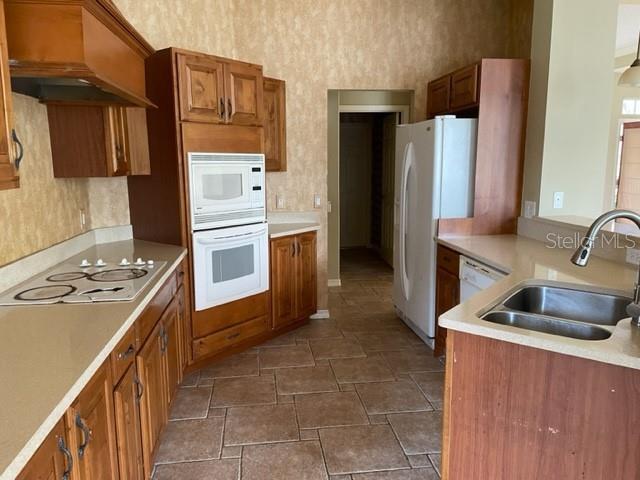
{"left": 570, "top": 209, "right": 640, "bottom": 326}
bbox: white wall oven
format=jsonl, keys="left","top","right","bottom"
{"left": 192, "top": 223, "right": 269, "bottom": 311}
{"left": 188, "top": 152, "right": 265, "bottom": 231}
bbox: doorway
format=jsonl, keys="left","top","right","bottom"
{"left": 339, "top": 112, "right": 398, "bottom": 267}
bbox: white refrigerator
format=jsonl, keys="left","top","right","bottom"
{"left": 392, "top": 117, "right": 478, "bottom": 344}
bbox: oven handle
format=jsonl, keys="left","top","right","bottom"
{"left": 195, "top": 229, "right": 266, "bottom": 245}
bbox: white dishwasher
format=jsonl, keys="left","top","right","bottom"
{"left": 459, "top": 256, "right": 506, "bottom": 302}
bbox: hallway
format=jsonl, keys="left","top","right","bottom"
{"left": 152, "top": 248, "right": 444, "bottom": 479}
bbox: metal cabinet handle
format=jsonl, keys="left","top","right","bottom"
{"left": 226, "top": 332, "right": 240, "bottom": 341}
{"left": 134, "top": 375, "right": 144, "bottom": 403}
{"left": 75, "top": 414, "right": 92, "bottom": 459}
{"left": 117, "top": 344, "right": 135, "bottom": 360}
{"left": 291, "top": 243, "right": 295, "bottom": 257}
{"left": 160, "top": 326, "right": 168, "bottom": 353}
{"left": 228, "top": 98, "right": 233, "bottom": 118}
{"left": 12, "top": 129, "right": 23, "bottom": 170}
{"left": 220, "top": 98, "right": 225, "bottom": 119}
{"left": 57, "top": 436, "right": 73, "bottom": 480}
{"left": 296, "top": 241, "right": 301, "bottom": 256}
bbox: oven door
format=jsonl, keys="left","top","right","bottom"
{"left": 192, "top": 223, "right": 269, "bottom": 311}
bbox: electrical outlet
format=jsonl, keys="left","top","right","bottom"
{"left": 627, "top": 247, "right": 640, "bottom": 265}
{"left": 524, "top": 200, "right": 537, "bottom": 219}
{"left": 553, "top": 192, "right": 564, "bottom": 209}
{"left": 80, "top": 209, "right": 86, "bottom": 230}
{"left": 276, "top": 195, "right": 285, "bottom": 209}
{"left": 313, "top": 194, "right": 321, "bottom": 209}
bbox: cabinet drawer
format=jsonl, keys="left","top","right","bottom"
{"left": 450, "top": 64, "right": 479, "bottom": 110}
{"left": 136, "top": 270, "right": 176, "bottom": 345}
{"left": 191, "top": 291, "right": 269, "bottom": 338}
{"left": 437, "top": 245, "right": 460, "bottom": 276}
{"left": 110, "top": 325, "right": 137, "bottom": 384}
{"left": 192, "top": 315, "right": 268, "bottom": 360}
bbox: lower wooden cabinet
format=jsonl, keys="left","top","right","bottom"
{"left": 163, "top": 295, "right": 182, "bottom": 407}
{"left": 434, "top": 245, "right": 460, "bottom": 357}
{"left": 66, "top": 362, "right": 119, "bottom": 480}
{"left": 16, "top": 420, "right": 71, "bottom": 480}
{"left": 113, "top": 365, "right": 144, "bottom": 480}
{"left": 270, "top": 231, "right": 318, "bottom": 330}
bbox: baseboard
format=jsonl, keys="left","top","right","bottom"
{"left": 310, "top": 309, "right": 330, "bottom": 319}
{"left": 328, "top": 279, "right": 341, "bottom": 287}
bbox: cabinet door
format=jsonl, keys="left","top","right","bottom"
{"left": 136, "top": 322, "right": 167, "bottom": 479}
{"left": 125, "top": 108, "right": 151, "bottom": 175}
{"left": 426, "top": 76, "right": 450, "bottom": 118}
{"left": 177, "top": 284, "right": 189, "bottom": 372}
{"left": 113, "top": 364, "right": 144, "bottom": 480}
{"left": 263, "top": 77, "right": 286, "bottom": 171}
{"left": 434, "top": 267, "right": 459, "bottom": 357}
{"left": 177, "top": 53, "right": 225, "bottom": 123}
{"left": 270, "top": 236, "right": 297, "bottom": 329}
{"left": 295, "top": 232, "right": 317, "bottom": 320}
{"left": 450, "top": 64, "right": 479, "bottom": 110}
{"left": 104, "top": 106, "right": 130, "bottom": 176}
{"left": 17, "top": 420, "right": 71, "bottom": 480}
{"left": 163, "top": 295, "right": 182, "bottom": 407}
{"left": 224, "top": 61, "right": 264, "bottom": 126}
{"left": 0, "top": 0, "right": 18, "bottom": 190}
{"left": 66, "top": 362, "right": 119, "bottom": 480}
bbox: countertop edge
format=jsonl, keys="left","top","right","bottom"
{"left": 269, "top": 224, "right": 320, "bottom": 239}
{"left": 437, "top": 237, "right": 512, "bottom": 274}
{"left": 1, "top": 249, "right": 187, "bottom": 480}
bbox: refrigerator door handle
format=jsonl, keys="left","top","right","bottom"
{"left": 399, "top": 143, "right": 413, "bottom": 300}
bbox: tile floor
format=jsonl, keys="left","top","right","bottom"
{"left": 153, "top": 249, "right": 444, "bottom": 479}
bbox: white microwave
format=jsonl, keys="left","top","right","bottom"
{"left": 188, "top": 152, "right": 265, "bottom": 231}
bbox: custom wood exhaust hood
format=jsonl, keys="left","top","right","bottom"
{"left": 4, "top": 0, "right": 155, "bottom": 107}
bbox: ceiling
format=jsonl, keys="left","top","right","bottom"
{"left": 617, "top": 4, "right": 640, "bottom": 53}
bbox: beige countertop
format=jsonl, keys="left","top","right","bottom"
{"left": 268, "top": 222, "right": 320, "bottom": 238}
{"left": 438, "top": 234, "right": 640, "bottom": 370}
{"left": 0, "top": 239, "right": 186, "bottom": 479}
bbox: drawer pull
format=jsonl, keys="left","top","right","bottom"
{"left": 134, "top": 375, "right": 144, "bottom": 403}
{"left": 57, "top": 436, "right": 73, "bottom": 480}
{"left": 226, "top": 332, "right": 241, "bottom": 341}
{"left": 75, "top": 414, "right": 92, "bottom": 459}
{"left": 117, "top": 344, "right": 135, "bottom": 360}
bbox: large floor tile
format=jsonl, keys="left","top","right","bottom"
{"left": 259, "top": 344, "right": 315, "bottom": 369}
{"left": 224, "top": 404, "right": 299, "bottom": 446}
{"left": 153, "top": 458, "right": 239, "bottom": 479}
{"left": 355, "top": 332, "right": 412, "bottom": 352}
{"left": 211, "top": 375, "right": 276, "bottom": 407}
{"left": 355, "top": 381, "right": 431, "bottom": 414}
{"left": 154, "top": 417, "right": 224, "bottom": 464}
{"left": 388, "top": 411, "right": 442, "bottom": 455}
{"left": 382, "top": 350, "right": 444, "bottom": 374}
{"left": 169, "top": 386, "right": 212, "bottom": 420}
{"left": 410, "top": 372, "right": 445, "bottom": 409}
{"left": 319, "top": 424, "right": 409, "bottom": 475}
{"left": 276, "top": 365, "right": 339, "bottom": 395}
{"left": 296, "top": 391, "right": 369, "bottom": 429}
{"left": 294, "top": 319, "right": 343, "bottom": 339}
{"left": 200, "top": 352, "right": 259, "bottom": 379}
{"left": 330, "top": 357, "right": 395, "bottom": 384}
{"left": 242, "top": 441, "right": 329, "bottom": 480}
{"left": 257, "top": 331, "right": 299, "bottom": 348}
{"left": 351, "top": 468, "right": 439, "bottom": 479}
{"left": 310, "top": 337, "right": 366, "bottom": 359}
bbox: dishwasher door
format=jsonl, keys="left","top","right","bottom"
{"left": 459, "top": 256, "right": 505, "bottom": 302}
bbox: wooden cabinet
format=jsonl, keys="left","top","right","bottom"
{"left": 163, "top": 296, "right": 182, "bottom": 407}
{"left": 434, "top": 245, "right": 460, "bottom": 357}
{"left": 270, "top": 231, "right": 318, "bottom": 330}
{"left": 16, "top": 420, "right": 72, "bottom": 480}
{"left": 426, "top": 76, "right": 450, "bottom": 119}
{"left": 113, "top": 365, "right": 144, "bottom": 480}
{"left": 177, "top": 52, "right": 263, "bottom": 127}
{"left": 264, "top": 77, "right": 287, "bottom": 171}
{"left": 66, "top": 362, "right": 119, "bottom": 480}
{"left": 0, "top": 0, "right": 19, "bottom": 191}
{"left": 47, "top": 105, "right": 151, "bottom": 178}
{"left": 136, "top": 321, "right": 167, "bottom": 479}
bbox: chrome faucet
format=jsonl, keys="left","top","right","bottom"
{"left": 571, "top": 209, "right": 640, "bottom": 326}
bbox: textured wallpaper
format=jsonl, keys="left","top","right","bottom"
{"left": 0, "top": 0, "right": 532, "bottom": 307}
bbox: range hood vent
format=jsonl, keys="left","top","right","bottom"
{"left": 5, "top": 0, "right": 155, "bottom": 107}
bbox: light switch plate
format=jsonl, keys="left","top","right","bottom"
{"left": 276, "top": 195, "right": 285, "bottom": 209}
{"left": 524, "top": 200, "right": 536, "bottom": 219}
{"left": 314, "top": 194, "right": 321, "bottom": 209}
{"left": 553, "top": 192, "right": 564, "bottom": 209}
{"left": 626, "top": 248, "right": 640, "bottom": 265}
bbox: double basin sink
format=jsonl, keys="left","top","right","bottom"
{"left": 481, "top": 285, "right": 631, "bottom": 341}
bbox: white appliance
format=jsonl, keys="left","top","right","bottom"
{"left": 188, "top": 152, "right": 266, "bottom": 231}
{"left": 0, "top": 257, "right": 165, "bottom": 306}
{"left": 393, "top": 117, "right": 478, "bottom": 342}
{"left": 459, "top": 256, "right": 505, "bottom": 302}
{"left": 192, "top": 222, "right": 269, "bottom": 311}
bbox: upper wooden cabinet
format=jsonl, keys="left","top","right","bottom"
{"left": 176, "top": 52, "right": 264, "bottom": 127}
{"left": 426, "top": 62, "right": 481, "bottom": 118}
{"left": 47, "top": 105, "right": 151, "bottom": 177}
{"left": 264, "top": 77, "right": 287, "bottom": 172}
{"left": 426, "top": 76, "right": 450, "bottom": 119}
{"left": 0, "top": 0, "right": 19, "bottom": 191}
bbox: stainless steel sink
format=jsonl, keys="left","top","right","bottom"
{"left": 502, "top": 285, "right": 630, "bottom": 326}
{"left": 480, "top": 284, "right": 631, "bottom": 341}
{"left": 482, "top": 311, "right": 612, "bottom": 341}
